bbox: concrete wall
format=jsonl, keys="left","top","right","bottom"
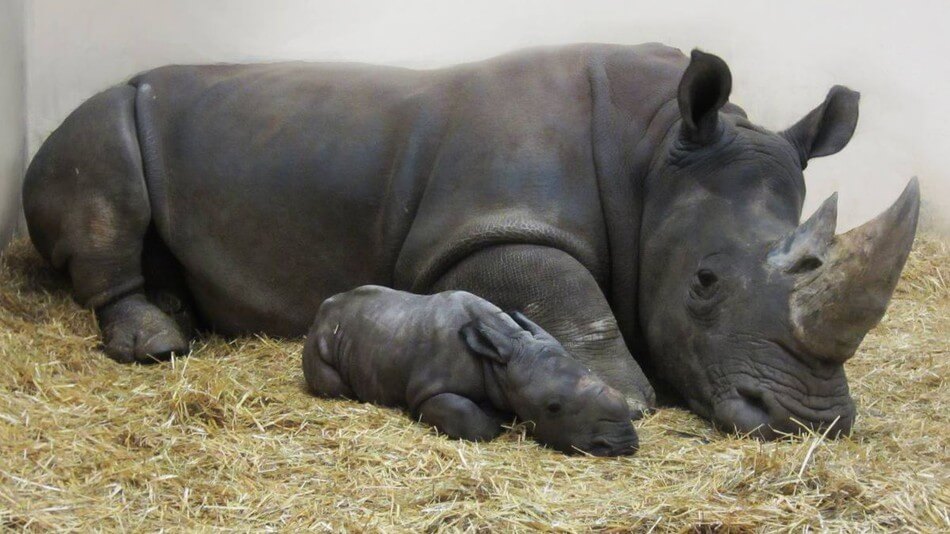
{"left": 0, "top": 0, "right": 25, "bottom": 249}
{"left": 21, "top": 0, "right": 950, "bottom": 232}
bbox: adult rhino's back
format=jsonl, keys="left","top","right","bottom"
{"left": 132, "top": 48, "right": 617, "bottom": 335}
{"left": 131, "top": 61, "right": 454, "bottom": 334}
{"left": 26, "top": 43, "right": 687, "bottom": 338}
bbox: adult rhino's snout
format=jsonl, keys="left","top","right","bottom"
{"left": 769, "top": 177, "right": 920, "bottom": 364}
{"left": 713, "top": 385, "right": 856, "bottom": 440}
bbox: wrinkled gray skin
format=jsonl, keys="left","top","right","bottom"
{"left": 22, "top": 43, "right": 919, "bottom": 439}
{"left": 302, "top": 286, "right": 638, "bottom": 456}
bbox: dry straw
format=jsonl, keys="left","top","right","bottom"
{"left": 0, "top": 235, "right": 947, "bottom": 532}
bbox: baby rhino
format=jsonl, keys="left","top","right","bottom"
{"left": 303, "top": 286, "right": 638, "bottom": 456}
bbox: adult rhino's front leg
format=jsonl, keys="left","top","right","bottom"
{"left": 431, "top": 244, "right": 655, "bottom": 416}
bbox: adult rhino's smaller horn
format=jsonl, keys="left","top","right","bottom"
{"left": 770, "top": 178, "right": 921, "bottom": 363}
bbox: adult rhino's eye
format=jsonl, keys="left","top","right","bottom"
{"left": 697, "top": 269, "right": 718, "bottom": 288}
{"left": 547, "top": 402, "right": 562, "bottom": 414}
{"left": 689, "top": 269, "right": 721, "bottom": 302}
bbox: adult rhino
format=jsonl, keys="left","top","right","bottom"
{"left": 23, "top": 43, "right": 919, "bottom": 439}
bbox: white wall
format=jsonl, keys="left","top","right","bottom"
{"left": 23, "top": 0, "right": 950, "bottom": 232}
{"left": 0, "top": 0, "right": 25, "bottom": 249}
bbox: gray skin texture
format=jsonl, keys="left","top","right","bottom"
{"left": 302, "top": 286, "right": 638, "bottom": 456}
{"left": 22, "top": 43, "right": 919, "bottom": 439}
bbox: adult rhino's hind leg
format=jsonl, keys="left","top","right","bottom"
{"left": 22, "top": 85, "right": 189, "bottom": 363}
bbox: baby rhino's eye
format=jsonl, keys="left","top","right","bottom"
{"left": 546, "top": 402, "right": 562, "bottom": 414}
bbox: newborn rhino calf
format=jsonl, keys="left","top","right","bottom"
{"left": 303, "top": 286, "right": 638, "bottom": 456}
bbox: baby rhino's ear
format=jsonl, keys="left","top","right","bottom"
{"left": 507, "top": 311, "right": 559, "bottom": 344}
{"left": 459, "top": 320, "right": 515, "bottom": 365}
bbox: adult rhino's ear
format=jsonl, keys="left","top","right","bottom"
{"left": 678, "top": 49, "right": 732, "bottom": 145}
{"left": 459, "top": 320, "right": 515, "bottom": 365}
{"left": 782, "top": 85, "right": 860, "bottom": 168}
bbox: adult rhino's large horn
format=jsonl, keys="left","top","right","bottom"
{"left": 769, "top": 178, "right": 920, "bottom": 362}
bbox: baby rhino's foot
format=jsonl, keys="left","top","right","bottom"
{"left": 96, "top": 293, "right": 190, "bottom": 364}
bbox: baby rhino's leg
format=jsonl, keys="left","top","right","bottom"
{"left": 417, "top": 393, "right": 503, "bottom": 442}
{"left": 304, "top": 357, "right": 354, "bottom": 399}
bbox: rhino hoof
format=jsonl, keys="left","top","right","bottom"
{"left": 97, "top": 294, "right": 191, "bottom": 364}
{"left": 625, "top": 397, "right": 654, "bottom": 421}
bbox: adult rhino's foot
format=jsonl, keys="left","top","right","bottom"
{"left": 147, "top": 289, "right": 197, "bottom": 338}
{"left": 573, "top": 346, "right": 656, "bottom": 421}
{"left": 95, "top": 293, "right": 190, "bottom": 364}
{"left": 582, "top": 353, "right": 655, "bottom": 420}
{"left": 622, "top": 388, "right": 655, "bottom": 421}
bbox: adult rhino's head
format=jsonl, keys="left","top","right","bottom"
{"left": 639, "top": 50, "right": 919, "bottom": 439}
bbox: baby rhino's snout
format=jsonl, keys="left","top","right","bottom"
{"left": 584, "top": 386, "right": 639, "bottom": 456}
{"left": 540, "top": 378, "right": 638, "bottom": 457}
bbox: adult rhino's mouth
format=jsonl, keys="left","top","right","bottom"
{"left": 703, "top": 334, "right": 857, "bottom": 440}
{"left": 709, "top": 349, "right": 856, "bottom": 440}
{"left": 712, "top": 385, "right": 855, "bottom": 440}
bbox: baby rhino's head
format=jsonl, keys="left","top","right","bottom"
{"left": 460, "top": 311, "right": 638, "bottom": 456}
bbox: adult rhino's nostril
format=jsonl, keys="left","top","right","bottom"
{"left": 737, "top": 388, "right": 770, "bottom": 418}
{"left": 713, "top": 387, "right": 776, "bottom": 438}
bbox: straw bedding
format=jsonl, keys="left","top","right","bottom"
{"left": 0, "top": 235, "right": 946, "bottom": 532}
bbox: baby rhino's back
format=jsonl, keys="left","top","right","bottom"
{"left": 309, "top": 286, "right": 501, "bottom": 409}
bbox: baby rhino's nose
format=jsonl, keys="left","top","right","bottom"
{"left": 583, "top": 388, "right": 639, "bottom": 456}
